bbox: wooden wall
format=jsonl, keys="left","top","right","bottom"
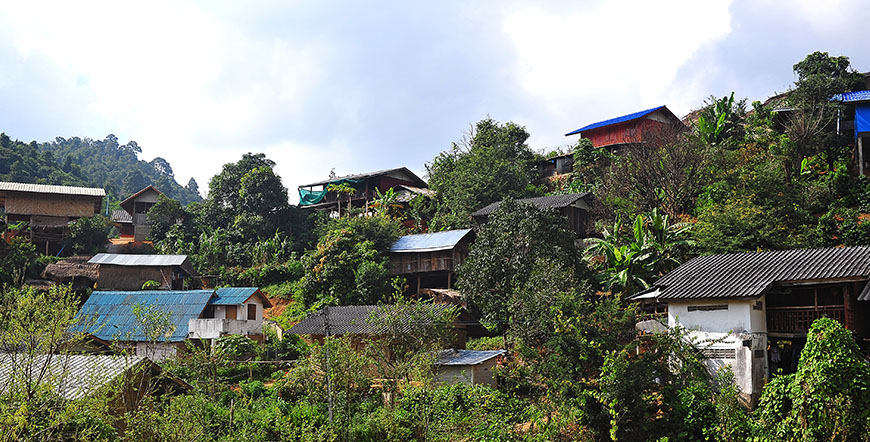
{"left": 4, "top": 192, "right": 100, "bottom": 217}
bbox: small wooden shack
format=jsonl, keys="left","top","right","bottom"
{"left": 0, "top": 182, "right": 105, "bottom": 254}
{"left": 113, "top": 185, "right": 162, "bottom": 241}
{"left": 389, "top": 229, "right": 474, "bottom": 292}
{"left": 88, "top": 253, "right": 195, "bottom": 290}
{"left": 297, "top": 167, "right": 429, "bottom": 214}
{"left": 471, "top": 193, "right": 593, "bottom": 236}
{"left": 435, "top": 349, "right": 505, "bottom": 386}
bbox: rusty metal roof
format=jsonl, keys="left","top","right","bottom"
{"left": 634, "top": 246, "right": 870, "bottom": 301}
{"left": 0, "top": 181, "right": 105, "bottom": 197}
{"left": 471, "top": 193, "right": 591, "bottom": 217}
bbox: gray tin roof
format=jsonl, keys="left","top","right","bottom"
{"left": 288, "top": 304, "right": 489, "bottom": 337}
{"left": 633, "top": 246, "right": 870, "bottom": 301}
{"left": 0, "top": 181, "right": 105, "bottom": 197}
{"left": 471, "top": 193, "right": 591, "bottom": 217}
{"left": 390, "top": 229, "right": 473, "bottom": 253}
{"left": 88, "top": 253, "right": 188, "bottom": 266}
{"left": 0, "top": 353, "right": 147, "bottom": 399}
{"left": 436, "top": 349, "right": 505, "bottom": 366}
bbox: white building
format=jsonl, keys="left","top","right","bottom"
{"left": 632, "top": 246, "right": 870, "bottom": 404}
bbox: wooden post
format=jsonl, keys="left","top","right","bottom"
{"left": 860, "top": 137, "right": 864, "bottom": 176}
{"left": 417, "top": 275, "right": 421, "bottom": 294}
{"left": 447, "top": 272, "right": 452, "bottom": 289}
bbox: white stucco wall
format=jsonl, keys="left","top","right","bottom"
{"left": 668, "top": 298, "right": 767, "bottom": 400}
{"left": 212, "top": 300, "right": 262, "bottom": 321}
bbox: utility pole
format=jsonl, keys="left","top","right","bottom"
{"left": 323, "top": 306, "right": 334, "bottom": 426}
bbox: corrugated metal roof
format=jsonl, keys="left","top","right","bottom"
{"left": 288, "top": 304, "right": 488, "bottom": 336}
{"left": 211, "top": 287, "right": 270, "bottom": 307}
{"left": 565, "top": 106, "right": 666, "bottom": 136}
{"left": 0, "top": 181, "right": 105, "bottom": 197}
{"left": 298, "top": 167, "right": 427, "bottom": 188}
{"left": 0, "top": 354, "right": 147, "bottom": 399}
{"left": 89, "top": 253, "right": 189, "bottom": 266}
{"left": 436, "top": 349, "right": 505, "bottom": 366}
{"left": 632, "top": 246, "right": 870, "bottom": 301}
{"left": 390, "top": 229, "right": 473, "bottom": 253}
{"left": 76, "top": 290, "right": 214, "bottom": 342}
{"left": 832, "top": 90, "right": 870, "bottom": 103}
{"left": 471, "top": 193, "right": 590, "bottom": 217}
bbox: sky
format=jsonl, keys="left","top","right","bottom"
{"left": 1, "top": 0, "right": 869, "bottom": 203}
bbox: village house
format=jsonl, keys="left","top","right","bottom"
{"left": 564, "top": 105, "right": 684, "bottom": 149}
{"left": 537, "top": 152, "right": 575, "bottom": 180}
{"left": 0, "top": 181, "right": 105, "bottom": 254}
{"left": 471, "top": 193, "right": 593, "bottom": 236}
{"left": 833, "top": 90, "right": 870, "bottom": 174}
{"left": 389, "top": 228, "right": 474, "bottom": 293}
{"left": 88, "top": 253, "right": 196, "bottom": 290}
{"left": 630, "top": 245, "right": 870, "bottom": 405}
{"left": 287, "top": 304, "right": 490, "bottom": 349}
{"left": 297, "top": 167, "right": 430, "bottom": 215}
{"left": 76, "top": 288, "right": 273, "bottom": 361}
{"left": 112, "top": 185, "right": 162, "bottom": 241}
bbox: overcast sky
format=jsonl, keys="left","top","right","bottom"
{"left": 1, "top": 1, "right": 868, "bottom": 202}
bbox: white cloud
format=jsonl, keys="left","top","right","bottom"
{"left": 502, "top": 1, "right": 732, "bottom": 120}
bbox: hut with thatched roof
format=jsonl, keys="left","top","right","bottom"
{"left": 42, "top": 255, "right": 100, "bottom": 290}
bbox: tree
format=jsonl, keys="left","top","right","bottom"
{"left": 301, "top": 215, "right": 403, "bottom": 306}
{"left": 66, "top": 215, "right": 109, "bottom": 255}
{"left": 426, "top": 118, "right": 539, "bottom": 227}
{"left": 756, "top": 318, "right": 870, "bottom": 441}
{"left": 457, "top": 199, "right": 586, "bottom": 332}
{"left": 696, "top": 92, "right": 747, "bottom": 146}
{"left": 146, "top": 195, "right": 186, "bottom": 242}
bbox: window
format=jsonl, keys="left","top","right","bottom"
{"left": 702, "top": 348, "right": 736, "bottom": 359}
{"left": 687, "top": 304, "right": 729, "bottom": 312}
{"left": 247, "top": 303, "right": 257, "bottom": 321}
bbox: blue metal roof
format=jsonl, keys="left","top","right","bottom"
{"left": 565, "top": 105, "right": 666, "bottom": 136}
{"left": 211, "top": 287, "right": 267, "bottom": 306}
{"left": 390, "top": 229, "right": 473, "bottom": 253}
{"left": 832, "top": 90, "right": 870, "bottom": 103}
{"left": 75, "top": 290, "right": 214, "bottom": 342}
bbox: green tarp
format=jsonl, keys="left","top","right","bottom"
{"left": 298, "top": 178, "right": 363, "bottom": 206}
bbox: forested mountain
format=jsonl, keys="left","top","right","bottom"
{"left": 0, "top": 132, "right": 202, "bottom": 204}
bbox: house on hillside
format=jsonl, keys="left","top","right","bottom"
{"left": 630, "top": 245, "right": 870, "bottom": 405}
{"left": 565, "top": 105, "right": 684, "bottom": 149}
{"left": 297, "top": 167, "right": 430, "bottom": 215}
{"left": 0, "top": 354, "right": 189, "bottom": 415}
{"left": 833, "top": 90, "right": 870, "bottom": 175}
{"left": 471, "top": 193, "right": 593, "bottom": 236}
{"left": 112, "top": 185, "right": 163, "bottom": 241}
{"left": 435, "top": 349, "right": 505, "bottom": 386}
{"left": 389, "top": 229, "right": 475, "bottom": 292}
{"left": 537, "top": 152, "right": 575, "bottom": 180}
{"left": 88, "top": 253, "right": 196, "bottom": 290}
{"left": 0, "top": 182, "right": 105, "bottom": 254}
{"left": 287, "top": 304, "right": 490, "bottom": 349}
{"left": 76, "top": 288, "right": 273, "bottom": 360}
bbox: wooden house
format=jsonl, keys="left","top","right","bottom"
{"left": 88, "top": 253, "right": 195, "bottom": 290}
{"left": 833, "top": 90, "right": 870, "bottom": 175}
{"left": 564, "top": 105, "right": 684, "bottom": 149}
{"left": 76, "top": 288, "right": 272, "bottom": 360}
{"left": 0, "top": 182, "right": 105, "bottom": 254}
{"left": 112, "top": 185, "right": 162, "bottom": 241}
{"left": 389, "top": 229, "right": 474, "bottom": 292}
{"left": 297, "top": 167, "right": 429, "bottom": 214}
{"left": 471, "top": 193, "right": 593, "bottom": 236}
{"left": 287, "top": 304, "right": 490, "bottom": 349}
{"left": 630, "top": 246, "right": 870, "bottom": 405}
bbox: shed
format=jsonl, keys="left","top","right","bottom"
{"left": 565, "top": 105, "right": 684, "bottom": 149}
{"left": 297, "top": 167, "right": 427, "bottom": 214}
{"left": 434, "top": 349, "right": 505, "bottom": 386}
{"left": 42, "top": 255, "right": 99, "bottom": 289}
{"left": 88, "top": 253, "right": 195, "bottom": 290}
{"left": 832, "top": 90, "right": 870, "bottom": 175}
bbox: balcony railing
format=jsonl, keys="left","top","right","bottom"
{"left": 188, "top": 318, "right": 264, "bottom": 339}
{"left": 766, "top": 306, "right": 844, "bottom": 333}
{"left": 390, "top": 257, "right": 454, "bottom": 275}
